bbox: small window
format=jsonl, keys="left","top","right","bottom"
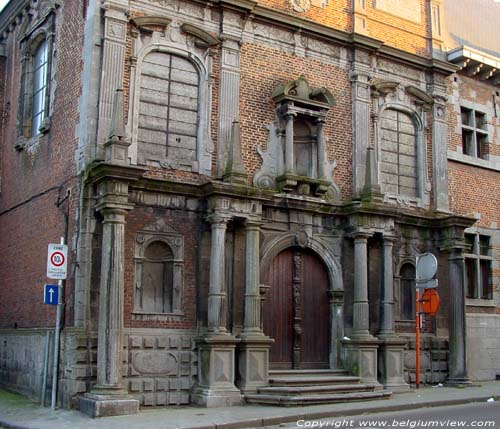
{"left": 400, "top": 263, "right": 416, "bottom": 320}
{"left": 465, "top": 233, "right": 493, "bottom": 300}
{"left": 460, "top": 107, "right": 488, "bottom": 159}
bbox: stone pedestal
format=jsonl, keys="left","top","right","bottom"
{"left": 343, "top": 338, "right": 381, "bottom": 387}
{"left": 378, "top": 337, "right": 409, "bottom": 391}
{"left": 79, "top": 391, "right": 139, "bottom": 418}
{"left": 237, "top": 336, "right": 273, "bottom": 393}
{"left": 192, "top": 335, "right": 243, "bottom": 407}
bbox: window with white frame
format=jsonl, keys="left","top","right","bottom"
{"left": 31, "top": 40, "right": 49, "bottom": 137}
{"left": 460, "top": 107, "right": 488, "bottom": 159}
{"left": 464, "top": 232, "right": 493, "bottom": 300}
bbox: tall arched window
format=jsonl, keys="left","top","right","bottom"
{"left": 137, "top": 52, "right": 199, "bottom": 166}
{"left": 379, "top": 109, "right": 417, "bottom": 198}
{"left": 400, "top": 263, "right": 416, "bottom": 320}
{"left": 31, "top": 40, "right": 49, "bottom": 136}
{"left": 139, "top": 241, "right": 174, "bottom": 313}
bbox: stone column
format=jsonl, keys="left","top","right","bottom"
{"left": 352, "top": 234, "right": 371, "bottom": 338}
{"left": 378, "top": 236, "right": 409, "bottom": 391}
{"left": 238, "top": 220, "right": 272, "bottom": 393}
{"left": 207, "top": 216, "right": 229, "bottom": 333}
{"left": 316, "top": 118, "right": 326, "bottom": 180}
{"left": 350, "top": 68, "right": 371, "bottom": 196}
{"left": 193, "top": 213, "right": 242, "bottom": 407}
{"left": 379, "top": 237, "right": 395, "bottom": 337}
{"left": 447, "top": 247, "right": 470, "bottom": 385}
{"left": 343, "top": 231, "right": 381, "bottom": 386}
{"left": 96, "top": 3, "right": 129, "bottom": 150}
{"left": 432, "top": 94, "right": 450, "bottom": 212}
{"left": 284, "top": 112, "right": 295, "bottom": 174}
{"left": 80, "top": 180, "right": 139, "bottom": 417}
{"left": 243, "top": 221, "right": 262, "bottom": 334}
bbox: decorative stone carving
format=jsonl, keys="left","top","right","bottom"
{"left": 131, "top": 351, "right": 177, "bottom": 375}
{"left": 291, "top": 0, "right": 311, "bottom": 13}
{"left": 253, "top": 76, "right": 339, "bottom": 201}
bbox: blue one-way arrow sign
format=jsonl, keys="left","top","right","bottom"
{"left": 44, "top": 284, "right": 60, "bottom": 305}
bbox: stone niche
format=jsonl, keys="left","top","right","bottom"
{"left": 253, "top": 76, "right": 340, "bottom": 202}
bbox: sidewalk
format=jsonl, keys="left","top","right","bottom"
{"left": 1, "top": 382, "right": 499, "bottom": 429}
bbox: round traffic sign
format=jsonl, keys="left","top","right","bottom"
{"left": 50, "top": 251, "right": 65, "bottom": 267}
{"left": 416, "top": 253, "right": 438, "bottom": 280}
{"left": 421, "top": 289, "right": 440, "bottom": 315}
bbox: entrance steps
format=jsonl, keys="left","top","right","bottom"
{"left": 245, "top": 370, "right": 392, "bottom": 406}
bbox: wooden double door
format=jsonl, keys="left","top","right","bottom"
{"left": 263, "top": 247, "right": 330, "bottom": 369}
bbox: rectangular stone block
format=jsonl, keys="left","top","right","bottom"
{"left": 157, "top": 337, "right": 168, "bottom": 348}
{"left": 156, "top": 392, "right": 167, "bottom": 405}
{"left": 143, "top": 393, "right": 154, "bottom": 406}
{"left": 130, "top": 380, "right": 142, "bottom": 392}
{"left": 169, "top": 337, "right": 179, "bottom": 349}
{"left": 143, "top": 379, "right": 154, "bottom": 391}
{"left": 156, "top": 379, "right": 168, "bottom": 391}
{"left": 130, "top": 336, "right": 143, "bottom": 348}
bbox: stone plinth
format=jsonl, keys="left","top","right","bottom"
{"left": 237, "top": 335, "right": 273, "bottom": 393}
{"left": 343, "top": 338, "right": 382, "bottom": 387}
{"left": 79, "top": 391, "right": 139, "bottom": 418}
{"left": 192, "top": 335, "right": 243, "bottom": 407}
{"left": 378, "top": 337, "right": 410, "bottom": 391}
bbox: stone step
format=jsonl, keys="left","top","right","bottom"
{"left": 257, "top": 383, "right": 376, "bottom": 396}
{"left": 245, "top": 390, "right": 392, "bottom": 406}
{"left": 269, "top": 375, "right": 361, "bottom": 386}
{"left": 269, "top": 369, "right": 349, "bottom": 376}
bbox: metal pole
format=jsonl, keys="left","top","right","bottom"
{"left": 41, "top": 331, "right": 50, "bottom": 406}
{"left": 50, "top": 237, "right": 64, "bottom": 410}
{"left": 415, "top": 289, "right": 420, "bottom": 389}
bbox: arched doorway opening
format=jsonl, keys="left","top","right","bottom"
{"left": 263, "top": 247, "right": 330, "bottom": 369}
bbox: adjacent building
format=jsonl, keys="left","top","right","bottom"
{"left": 0, "top": 0, "right": 498, "bottom": 416}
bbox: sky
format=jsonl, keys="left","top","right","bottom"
{"left": 0, "top": 0, "right": 9, "bottom": 13}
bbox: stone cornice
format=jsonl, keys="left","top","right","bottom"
{"left": 85, "top": 162, "right": 146, "bottom": 186}
{"left": 0, "top": 0, "right": 29, "bottom": 39}
{"left": 214, "top": 0, "right": 457, "bottom": 76}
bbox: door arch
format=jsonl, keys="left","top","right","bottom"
{"left": 263, "top": 247, "right": 330, "bottom": 369}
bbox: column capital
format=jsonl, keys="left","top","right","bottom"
{"left": 206, "top": 213, "right": 230, "bottom": 226}
{"left": 382, "top": 234, "right": 397, "bottom": 245}
{"left": 244, "top": 218, "right": 263, "bottom": 229}
{"left": 348, "top": 230, "right": 372, "bottom": 241}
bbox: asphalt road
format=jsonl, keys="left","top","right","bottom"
{"left": 269, "top": 401, "right": 500, "bottom": 429}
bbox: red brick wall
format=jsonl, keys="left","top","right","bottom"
{"left": 123, "top": 205, "right": 203, "bottom": 329}
{"left": 0, "top": 0, "right": 85, "bottom": 328}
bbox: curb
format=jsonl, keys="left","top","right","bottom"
{"left": 0, "top": 395, "right": 498, "bottom": 429}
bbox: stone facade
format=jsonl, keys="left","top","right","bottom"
{"left": 0, "top": 0, "right": 499, "bottom": 415}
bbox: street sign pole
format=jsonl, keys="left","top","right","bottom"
{"left": 415, "top": 290, "right": 421, "bottom": 389}
{"left": 50, "top": 237, "right": 65, "bottom": 410}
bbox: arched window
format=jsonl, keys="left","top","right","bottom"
{"left": 400, "top": 263, "right": 416, "bottom": 320}
{"left": 31, "top": 40, "right": 49, "bottom": 136}
{"left": 137, "top": 52, "right": 199, "bottom": 166}
{"left": 379, "top": 109, "right": 417, "bottom": 198}
{"left": 138, "top": 241, "right": 174, "bottom": 313}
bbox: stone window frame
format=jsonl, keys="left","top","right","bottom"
{"left": 464, "top": 227, "right": 495, "bottom": 305}
{"left": 460, "top": 106, "right": 489, "bottom": 159}
{"left": 375, "top": 102, "right": 430, "bottom": 208}
{"left": 15, "top": 18, "right": 56, "bottom": 150}
{"left": 127, "top": 22, "right": 215, "bottom": 175}
{"left": 447, "top": 99, "right": 500, "bottom": 172}
{"left": 133, "top": 231, "right": 185, "bottom": 321}
{"left": 395, "top": 259, "right": 416, "bottom": 322}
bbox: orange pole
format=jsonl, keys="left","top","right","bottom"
{"left": 415, "top": 289, "right": 420, "bottom": 389}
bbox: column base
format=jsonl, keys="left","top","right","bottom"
{"left": 194, "top": 334, "right": 243, "bottom": 407}
{"left": 444, "top": 377, "right": 472, "bottom": 387}
{"left": 237, "top": 334, "right": 273, "bottom": 393}
{"left": 343, "top": 337, "right": 382, "bottom": 387}
{"left": 79, "top": 391, "right": 139, "bottom": 418}
{"left": 378, "top": 336, "right": 410, "bottom": 392}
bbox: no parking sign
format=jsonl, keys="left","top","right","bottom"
{"left": 47, "top": 243, "right": 68, "bottom": 280}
